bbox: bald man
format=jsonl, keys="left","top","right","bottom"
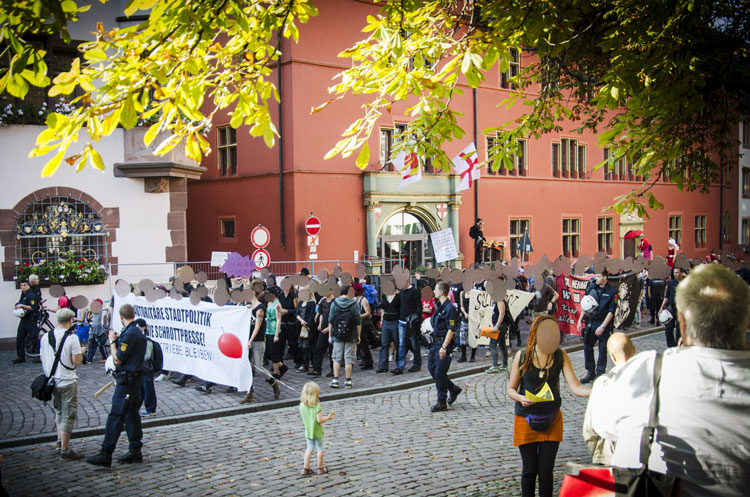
{"left": 582, "top": 332, "right": 635, "bottom": 464}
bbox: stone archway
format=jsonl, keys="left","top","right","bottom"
{"left": 0, "top": 187, "right": 119, "bottom": 281}
{"left": 376, "top": 207, "right": 439, "bottom": 272}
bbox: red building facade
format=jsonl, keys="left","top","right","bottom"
{"left": 187, "top": 0, "right": 738, "bottom": 272}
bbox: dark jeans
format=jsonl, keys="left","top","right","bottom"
{"left": 519, "top": 441, "right": 560, "bottom": 497}
{"left": 583, "top": 325, "right": 610, "bottom": 375}
{"left": 311, "top": 330, "right": 329, "bottom": 372}
{"left": 141, "top": 371, "right": 156, "bottom": 413}
{"left": 379, "top": 320, "right": 399, "bottom": 370}
{"left": 664, "top": 318, "right": 680, "bottom": 347}
{"left": 397, "top": 321, "right": 421, "bottom": 369}
{"left": 86, "top": 333, "right": 108, "bottom": 362}
{"left": 16, "top": 318, "right": 37, "bottom": 360}
{"left": 427, "top": 341, "right": 456, "bottom": 404}
{"left": 489, "top": 331, "right": 508, "bottom": 367}
{"left": 102, "top": 377, "right": 144, "bottom": 455}
{"left": 281, "top": 321, "right": 303, "bottom": 366}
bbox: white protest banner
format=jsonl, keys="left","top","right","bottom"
{"left": 114, "top": 294, "right": 253, "bottom": 391}
{"left": 430, "top": 228, "right": 458, "bottom": 263}
{"left": 506, "top": 290, "right": 535, "bottom": 320}
{"left": 467, "top": 289, "right": 492, "bottom": 348}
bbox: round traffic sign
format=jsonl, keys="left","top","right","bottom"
{"left": 252, "top": 249, "right": 270, "bottom": 269}
{"left": 251, "top": 225, "right": 270, "bottom": 249}
{"left": 305, "top": 216, "right": 321, "bottom": 236}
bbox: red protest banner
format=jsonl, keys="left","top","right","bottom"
{"left": 554, "top": 273, "right": 594, "bottom": 336}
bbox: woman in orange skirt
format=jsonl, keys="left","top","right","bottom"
{"left": 507, "top": 315, "right": 591, "bottom": 497}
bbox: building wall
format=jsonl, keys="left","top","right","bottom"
{"left": 0, "top": 126, "right": 172, "bottom": 343}
{"left": 187, "top": 0, "right": 739, "bottom": 271}
{"left": 739, "top": 121, "right": 750, "bottom": 243}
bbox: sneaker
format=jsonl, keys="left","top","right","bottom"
{"left": 296, "top": 365, "right": 307, "bottom": 373}
{"left": 485, "top": 349, "right": 491, "bottom": 357}
{"left": 195, "top": 384, "right": 212, "bottom": 393}
{"left": 388, "top": 354, "right": 394, "bottom": 361}
{"left": 407, "top": 365, "right": 421, "bottom": 372}
{"left": 498, "top": 364, "right": 508, "bottom": 371}
{"left": 139, "top": 410, "right": 156, "bottom": 417}
{"left": 485, "top": 366, "right": 499, "bottom": 374}
{"left": 60, "top": 448, "right": 84, "bottom": 461}
{"left": 344, "top": 379, "right": 353, "bottom": 389}
{"left": 329, "top": 377, "right": 340, "bottom": 388}
{"left": 390, "top": 368, "right": 403, "bottom": 375}
{"left": 55, "top": 440, "right": 61, "bottom": 451}
{"left": 154, "top": 373, "right": 168, "bottom": 382}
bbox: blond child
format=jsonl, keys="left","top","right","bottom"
{"left": 299, "top": 381, "right": 334, "bottom": 475}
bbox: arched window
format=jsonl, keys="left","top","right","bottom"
{"left": 15, "top": 196, "right": 108, "bottom": 284}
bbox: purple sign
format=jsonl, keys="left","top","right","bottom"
{"left": 220, "top": 252, "right": 257, "bottom": 278}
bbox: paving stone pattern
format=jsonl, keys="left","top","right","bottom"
{"left": 0, "top": 333, "right": 667, "bottom": 497}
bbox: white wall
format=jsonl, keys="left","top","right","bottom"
{"left": 0, "top": 125, "right": 172, "bottom": 342}
{"left": 739, "top": 122, "right": 750, "bottom": 242}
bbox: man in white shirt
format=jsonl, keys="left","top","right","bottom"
{"left": 40, "top": 308, "right": 84, "bottom": 460}
{"left": 589, "top": 263, "right": 750, "bottom": 497}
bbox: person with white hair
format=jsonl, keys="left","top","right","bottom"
{"left": 589, "top": 263, "right": 750, "bottom": 497}
{"left": 666, "top": 238, "right": 680, "bottom": 268}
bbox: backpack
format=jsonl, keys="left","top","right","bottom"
{"left": 144, "top": 338, "right": 164, "bottom": 374}
{"left": 363, "top": 284, "right": 379, "bottom": 311}
{"left": 331, "top": 303, "right": 355, "bottom": 341}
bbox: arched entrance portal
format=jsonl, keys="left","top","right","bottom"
{"left": 377, "top": 210, "right": 436, "bottom": 273}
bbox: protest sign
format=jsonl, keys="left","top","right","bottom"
{"left": 114, "top": 294, "right": 253, "bottom": 391}
{"left": 430, "top": 228, "right": 458, "bottom": 263}
{"left": 506, "top": 290, "right": 535, "bottom": 320}
{"left": 609, "top": 272, "right": 640, "bottom": 329}
{"left": 554, "top": 273, "right": 594, "bottom": 335}
{"left": 467, "top": 289, "right": 492, "bottom": 347}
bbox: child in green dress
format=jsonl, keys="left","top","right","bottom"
{"left": 299, "top": 381, "right": 334, "bottom": 475}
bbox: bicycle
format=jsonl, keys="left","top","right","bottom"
{"left": 25, "top": 299, "right": 54, "bottom": 359}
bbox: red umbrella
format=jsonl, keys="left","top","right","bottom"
{"left": 624, "top": 230, "right": 644, "bottom": 239}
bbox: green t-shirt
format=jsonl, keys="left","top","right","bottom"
{"left": 299, "top": 402, "right": 323, "bottom": 439}
{"left": 265, "top": 303, "right": 277, "bottom": 336}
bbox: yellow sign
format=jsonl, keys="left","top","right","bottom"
{"left": 525, "top": 382, "right": 554, "bottom": 402}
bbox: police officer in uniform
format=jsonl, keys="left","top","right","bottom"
{"left": 580, "top": 270, "right": 616, "bottom": 383}
{"left": 87, "top": 304, "right": 146, "bottom": 466}
{"left": 428, "top": 281, "right": 462, "bottom": 412}
{"left": 13, "top": 280, "right": 39, "bottom": 364}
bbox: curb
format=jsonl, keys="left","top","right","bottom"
{"left": 0, "top": 325, "right": 664, "bottom": 450}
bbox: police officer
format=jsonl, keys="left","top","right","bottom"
{"left": 580, "top": 270, "right": 616, "bottom": 383}
{"left": 87, "top": 304, "right": 146, "bottom": 467}
{"left": 428, "top": 281, "right": 462, "bottom": 412}
{"left": 13, "top": 280, "right": 39, "bottom": 364}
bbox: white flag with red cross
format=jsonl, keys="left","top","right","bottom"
{"left": 392, "top": 150, "right": 422, "bottom": 189}
{"left": 451, "top": 142, "right": 480, "bottom": 191}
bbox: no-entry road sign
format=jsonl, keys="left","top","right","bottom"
{"left": 305, "top": 216, "right": 321, "bottom": 236}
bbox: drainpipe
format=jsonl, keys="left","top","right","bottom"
{"left": 473, "top": 87, "right": 478, "bottom": 222}
{"left": 278, "top": 50, "right": 285, "bottom": 248}
{"left": 719, "top": 157, "right": 724, "bottom": 250}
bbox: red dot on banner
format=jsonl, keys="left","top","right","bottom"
{"left": 218, "top": 332, "right": 243, "bottom": 359}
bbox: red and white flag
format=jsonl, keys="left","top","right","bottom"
{"left": 393, "top": 150, "right": 422, "bottom": 189}
{"left": 451, "top": 142, "right": 480, "bottom": 191}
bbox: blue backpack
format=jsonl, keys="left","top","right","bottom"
{"left": 363, "top": 284, "right": 379, "bottom": 311}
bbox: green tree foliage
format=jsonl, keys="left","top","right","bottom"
{"left": 325, "top": 0, "right": 750, "bottom": 215}
{"left": 3, "top": 0, "right": 748, "bottom": 215}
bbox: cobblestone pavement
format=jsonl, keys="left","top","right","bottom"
{"left": 0, "top": 333, "right": 666, "bottom": 497}
{"left": 0, "top": 317, "right": 661, "bottom": 442}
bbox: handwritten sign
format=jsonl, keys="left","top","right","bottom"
{"left": 430, "top": 228, "right": 458, "bottom": 263}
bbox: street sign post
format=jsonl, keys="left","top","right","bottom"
{"left": 251, "top": 225, "right": 270, "bottom": 249}
{"left": 252, "top": 249, "right": 270, "bottom": 269}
